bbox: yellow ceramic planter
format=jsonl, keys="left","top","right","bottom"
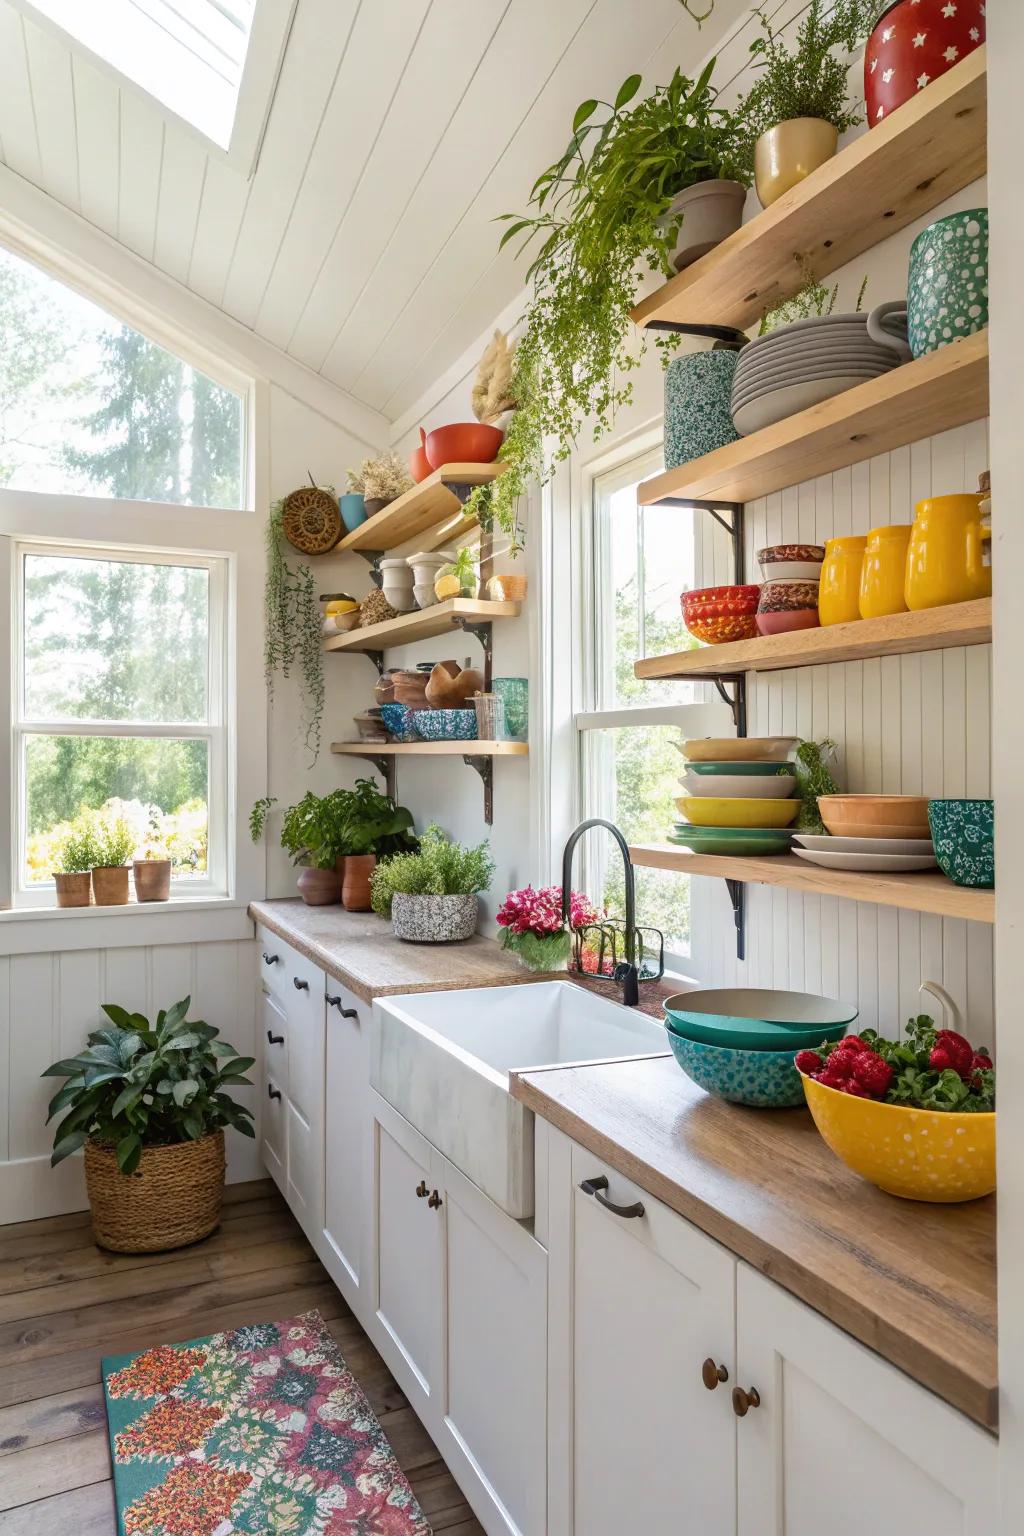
{"left": 859, "top": 524, "right": 911, "bottom": 618}
{"left": 754, "top": 118, "right": 838, "bottom": 207}
{"left": 905, "top": 494, "right": 992, "bottom": 610}
{"left": 801, "top": 1073, "right": 995, "bottom": 1202}
{"left": 818, "top": 535, "right": 866, "bottom": 626}
{"left": 675, "top": 796, "right": 798, "bottom": 829}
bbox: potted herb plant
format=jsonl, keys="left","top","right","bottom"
{"left": 495, "top": 884, "right": 600, "bottom": 972}
{"left": 370, "top": 825, "right": 495, "bottom": 942}
{"left": 473, "top": 60, "right": 748, "bottom": 549}
{"left": 53, "top": 814, "right": 99, "bottom": 908}
{"left": 42, "top": 996, "right": 254, "bottom": 1252}
{"left": 91, "top": 815, "right": 135, "bottom": 906}
{"left": 250, "top": 791, "right": 347, "bottom": 905}
{"left": 735, "top": 1, "right": 875, "bottom": 208}
{"left": 133, "top": 809, "right": 172, "bottom": 902}
{"left": 336, "top": 777, "right": 418, "bottom": 911}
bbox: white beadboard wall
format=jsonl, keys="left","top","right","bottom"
{"left": 0, "top": 938, "right": 259, "bottom": 1222}
{"left": 691, "top": 420, "right": 993, "bottom": 1048}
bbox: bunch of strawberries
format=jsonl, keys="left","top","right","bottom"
{"left": 796, "top": 1023, "right": 993, "bottom": 1105}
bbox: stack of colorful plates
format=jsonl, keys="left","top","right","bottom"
{"left": 793, "top": 794, "right": 937, "bottom": 872}
{"left": 670, "top": 737, "right": 801, "bottom": 856}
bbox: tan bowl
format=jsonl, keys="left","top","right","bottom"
{"left": 818, "top": 794, "right": 930, "bottom": 839}
{"left": 681, "top": 736, "right": 799, "bottom": 764}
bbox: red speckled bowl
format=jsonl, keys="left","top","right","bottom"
{"left": 682, "top": 584, "right": 761, "bottom": 644}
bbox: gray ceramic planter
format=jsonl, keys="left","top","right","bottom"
{"left": 392, "top": 892, "right": 479, "bottom": 943}
{"left": 667, "top": 179, "right": 747, "bottom": 271}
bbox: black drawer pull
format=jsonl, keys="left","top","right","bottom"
{"left": 266, "top": 1029, "right": 284, "bottom": 1045}
{"left": 327, "top": 994, "right": 358, "bottom": 1018}
{"left": 580, "top": 1174, "right": 645, "bottom": 1219}
{"left": 267, "top": 1084, "right": 282, "bottom": 1102}
{"left": 262, "top": 951, "right": 281, "bottom": 966}
{"left": 293, "top": 977, "right": 309, "bottom": 992}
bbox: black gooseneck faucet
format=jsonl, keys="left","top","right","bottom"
{"left": 561, "top": 818, "right": 640, "bottom": 1008}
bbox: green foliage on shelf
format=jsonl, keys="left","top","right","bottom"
{"left": 469, "top": 61, "right": 748, "bottom": 550}
{"left": 793, "top": 738, "right": 841, "bottom": 833}
{"left": 264, "top": 499, "right": 324, "bottom": 764}
{"left": 250, "top": 780, "right": 416, "bottom": 869}
{"left": 370, "top": 824, "right": 495, "bottom": 917}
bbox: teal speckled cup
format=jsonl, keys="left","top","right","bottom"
{"left": 927, "top": 798, "right": 994, "bottom": 889}
{"left": 907, "top": 209, "right": 988, "bottom": 359}
{"left": 664, "top": 350, "right": 739, "bottom": 469}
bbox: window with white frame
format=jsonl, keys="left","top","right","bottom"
{"left": 575, "top": 450, "right": 702, "bottom": 968}
{"left": 13, "top": 542, "right": 229, "bottom": 903}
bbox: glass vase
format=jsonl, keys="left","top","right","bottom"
{"left": 492, "top": 676, "right": 528, "bottom": 741}
{"left": 473, "top": 692, "right": 505, "bottom": 741}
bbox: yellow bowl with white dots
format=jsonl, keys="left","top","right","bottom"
{"left": 800, "top": 1072, "right": 995, "bottom": 1202}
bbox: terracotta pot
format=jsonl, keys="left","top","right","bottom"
{"left": 364, "top": 496, "right": 390, "bottom": 517}
{"left": 55, "top": 871, "right": 92, "bottom": 908}
{"left": 667, "top": 178, "right": 747, "bottom": 271}
{"left": 865, "top": 0, "right": 984, "bottom": 128}
{"left": 92, "top": 865, "right": 130, "bottom": 905}
{"left": 133, "top": 859, "right": 171, "bottom": 902}
{"left": 297, "top": 866, "right": 343, "bottom": 906}
{"left": 424, "top": 423, "right": 503, "bottom": 470}
{"left": 754, "top": 118, "right": 838, "bottom": 208}
{"left": 342, "top": 853, "right": 377, "bottom": 912}
{"left": 410, "top": 426, "right": 432, "bottom": 483}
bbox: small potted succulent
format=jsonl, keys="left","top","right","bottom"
{"left": 735, "top": 1, "right": 875, "bottom": 207}
{"left": 133, "top": 810, "right": 172, "bottom": 902}
{"left": 53, "top": 814, "right": 100, "bottom": 907}
{"left": 370, "top": 824, "right": 495, "bottom": 943}
{"left": 42, "top": 996, "right": 255, "bottom": 1252}
{"left": 495, "top": 884, "right": 600, "bottom": 972}
{"left": 91, "top": 815, "right": 136, "bottom": 906}
{"left": 351, "top": 452, "right": 414, "bottom": 517}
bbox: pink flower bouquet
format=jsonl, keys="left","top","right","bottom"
{"left": 495, "top": 884, "right": 599, "bottom": 971}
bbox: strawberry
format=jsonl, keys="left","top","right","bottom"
{"left": 835, "top": 1034, "right": 868, "bottom": 1053}
{"left": 851, "top": 1052, "right": 893, "bottom": 1098}
{"left": 794, "top": 1049, "right": 824, "bottom": 1075}
{"left": 825, "top": 1049, "right": 855, "bottom": 1081}
{"left": 931, "top": 1029, "right": 974, "bottom": 1079}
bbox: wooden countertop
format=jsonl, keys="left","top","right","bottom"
{"left": 511, "top": 1054, "right": 997, "bottom": 1430}
{"left": 249, "top": 898, "right": 534, "bottom": 1003}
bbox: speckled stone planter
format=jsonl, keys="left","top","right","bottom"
{"left": 908, "top": 209, "right": 988, "bottom": 359}
{"left": 665, "top": 350, "right": 739, "bottom": 469}
{"left": 392, "top": 892, "right": 479, "bottom": 943}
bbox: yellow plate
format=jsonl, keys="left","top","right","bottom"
{"left": 801, "top": 1074, "right": 995, "bottom": 1202}
{"left": 675, "top": 796, "right": 798, "bottom": 828}
{"left": 681, "top": 736, "right": 799, "bottom": 763}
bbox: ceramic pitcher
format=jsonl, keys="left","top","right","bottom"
{"left": 905, "top": 494, "right": 992, "bottom": 610}
{"left": 818, "top": 535, "right": 867, "bottom": 626}
{"left": 907, "top": 209, "right": 988, "bottom": 359}
{"left": 859, "top": 524, "right": 912, "bottom": 619}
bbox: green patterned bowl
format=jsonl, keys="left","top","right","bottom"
{"left": 664, "top": 1029, "right": 806, "bottom": 1107}
{"left": 927, "top": 798, "right": 994, "bottom": 889}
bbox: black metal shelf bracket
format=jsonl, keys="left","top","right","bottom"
{"left": 344, "top": 752, "right": 397, "bottom": 802}
{"left": 451, "top": 616, "right": 493, "bottom": 688}
{"left": 724, "top": 879, "right": 746, "bottom": 962}
{"left": 350, "top": 551, "right": 384, "bottom": 587}
{"left": 447, "top": 480, "right": 482, "bottom": 508}
{"left": 361, "top": 649, "right": 385, "bottom": 677}
{"left": 643, "top": 321, "right": 748, "bottom": 350}
{"left": 463, "top": 755, "right": 495, "bottom": 824}
{"left": 712, "top": 675, "right": 747, "bottom": 737}
{"left": 657, "top": 497, "right": 745, "bottom": 585}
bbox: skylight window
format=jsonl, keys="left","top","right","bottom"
{"left": 22, "top": 0, "right": 287, "bottom": 163}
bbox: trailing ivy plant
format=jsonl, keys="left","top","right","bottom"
{"left": 264, "top": 499, "right": 325, "bottom": 763}
{"left": 733, "top": 0, "right": 876, "bottom": 176}
{"left": 467, "top": 61, "right": 747, "bottom": 549}
{"left": 42, "top": 997, "right": 255, "bottom": 1174}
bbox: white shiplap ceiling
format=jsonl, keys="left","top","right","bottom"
{"left": 0, "top": 0, "right": 748, "bottom": 422}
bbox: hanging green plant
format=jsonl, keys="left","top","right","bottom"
{"left": 264, "top": 499, "right": 325, "bottom": 763}
{"left": 465, "top": 61, "right": 747, "bottom": 550}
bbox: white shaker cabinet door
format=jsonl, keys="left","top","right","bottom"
{"left": 281, "top": 949, "right": 326, "bottom": 1238}
{"left": 323, "top": 983, "right": 370, "bottom": 1304}
{"left": 260, "top": 991, "right": 287, "bottom": 1196}
{"left": 569, "top": 1145, "right": 737, "bottom": 1536}
{"left": 735, "top": 1265, "right": 997, "bottom": 1536}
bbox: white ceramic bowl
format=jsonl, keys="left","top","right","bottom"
{"left": 680, "top": 772, "right": 796, "bottom": 800}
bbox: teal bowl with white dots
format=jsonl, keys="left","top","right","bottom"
{"left": 907, "top": 208, "right": 988, "bottom": 359}
{"left": 664, "top": 1027, "right": 805, "bottom": 1108}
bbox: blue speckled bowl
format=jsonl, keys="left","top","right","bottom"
{"left": 664, "top": 1027, "right": 805, "bottom": 1107}
{"left": 928, "top": 798, "right": 994, "bottom": 889}
{"left": 379, "top": 702, "right": 419, "bottom": 742}
{"left": 413, "top": 708, "right": 478, "bottom": 742}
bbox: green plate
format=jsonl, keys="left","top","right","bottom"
{"left": 668, "top": 826, "right": 793, "bottom": 856}
{"left": 685, "top": 760, "right": 795, "bottom": 777}
{"left": 664, "top": 988, "right": 856, "bottom": 1052}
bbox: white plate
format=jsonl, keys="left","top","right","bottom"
{"left": 793, "top": 848, "right": 938, "bottom": 872}
{"left": 793, "top": 833, "right": 935, "bottom": 855}
{"left": 680, "top": 772, "right": 796, "bottom": 800}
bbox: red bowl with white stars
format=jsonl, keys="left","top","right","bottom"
{"left": 864, "top": 0, "right": 985, "bottom": 128}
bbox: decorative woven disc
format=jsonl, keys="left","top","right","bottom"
{"left": 281, "top": 486, "right": 341, "bottom": 555}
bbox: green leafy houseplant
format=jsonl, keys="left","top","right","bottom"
{"left": 94, "top": 815, "right": 135, "bottom": 868}
{"left": 264, "top": 499, "right": 324, "bottom": 764}
{"left": 371, "top": 825, "right": 495, "bottom": 917}
{"left": 470, "top": 61, "right": 748, "bottom": 548}
{"left": 250, "top": 781, "right": 417, "bottom": 865}
{"left": 793, "top": 738, "right": 841, "bottom": 833}
{"left": 734, "top": 0, "right": 875, "bottom": 171}
{"left": 759, "top": 268, "right": 868, "bottom": 334}
{"left": 55, "top": 813, "right": 101, "bottom": 874}
{"left": 42, "top": 996, "right": 255, "bottom": 1174}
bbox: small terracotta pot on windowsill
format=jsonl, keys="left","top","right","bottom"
{"left": 55, "top": 871, "right": 92, "bottom": 908}
{"left": 92, "top": 865, "right": 130, "bottom": 905}
{"left": 342, "top": 854, "right": 377, "bottom": 912}
{"left": 133, "top": 858, "right": 171, "bottom": 902}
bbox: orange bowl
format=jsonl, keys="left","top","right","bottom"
{"left": 424, "top": 423, "right": 504, "bottom": 469}
{"left": 818, "top": 794, "right": 930, "bottom": 839}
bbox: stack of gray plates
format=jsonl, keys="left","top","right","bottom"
{"left": 731, "top": 302, "right": 911, "bottom": 437}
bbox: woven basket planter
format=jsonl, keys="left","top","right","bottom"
{"left": 84, "top": 1131, "right": 225, "bottom": 1253}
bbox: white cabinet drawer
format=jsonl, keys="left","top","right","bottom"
{"left": 256, "top": 924, "right": 290, "bottom": 1000}
{"left": 261, "top": 990, "right": 289, "bottom": 1099}
{"left": 281, "top": 948, "right": 325, "bottom": 1129}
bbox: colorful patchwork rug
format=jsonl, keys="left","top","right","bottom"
{"left": 102, "top": 1309, "right": 431, "bottom": 1535}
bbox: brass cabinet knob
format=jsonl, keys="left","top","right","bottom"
{"left": 415, "top": 1181, "right": 428, "bottom": 1198}
{"left": 701, "top": 1358, "right": 729, "bottom": 1391}
{"left": 427, "top": 1189, "right": 443, "bottom": 1210}
{"left": 731, "top": 1386, "right": 761, "bottom": 1417}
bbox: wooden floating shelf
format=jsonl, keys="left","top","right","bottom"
{"left": 631, "top": 49, "right": 986, "bottom": 334}
{"left": 630, "top": 844, "right": 993, "bottom": 924}
{"left": 336, "top": 463, "right": 504, "bottom": 554}
{"left": 331, "top": 740, "right": 528, "bottom": 757}
{"left": 324, "top": 598, "right": 521, "bottom": 654}
{"left": 638, "top": 331, "right": 988, "bottom": 509}
{"left": 636, "top": 599, "right": 991, "bottom": 681}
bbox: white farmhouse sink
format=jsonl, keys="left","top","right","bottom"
{"left": 371, "top": 981, "right": 668, "bottom": 1219}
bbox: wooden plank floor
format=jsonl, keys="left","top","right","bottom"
{"left": 0, "top": 1179, "right": 484, "bottom": 1535}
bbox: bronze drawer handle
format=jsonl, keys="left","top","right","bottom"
{"left": 327, "top": 995, "right": 358, "bottom": 1018}
{"left": 415, "top": 1181, "right": 428, "bottom": 1198}
{"left": 732, "top": 1386, "right": 761, "bottom": 1417}
{"left": 262, "top": 951, "right": 281, "bottom": 966}
{"left": 267, "top": 1084, "right": 282, "bottom": 1102}
{"left": 702, "top": 1359, "right": 729, "bottom": 1391}
{"left": 427, "top": 1190, "right": 443, "bottom": 1210}
{"left": 580, "top": 1174, "right": 645, "bottom": 1219}
{"left": 293, "top": 977, "right": 309, "bottom": 992}
{"left": 266, "top": 1029, "right": 284, "bottom": 1045}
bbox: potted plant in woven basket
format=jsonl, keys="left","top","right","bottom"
{"left": 53, "top": 814, "right": 100, "bottom": 908}
{"left": 370, "top": 824, "right": 494, "bottom": 942}
{"left": 42, "top": 997, "right": 255, "bottom": 1253}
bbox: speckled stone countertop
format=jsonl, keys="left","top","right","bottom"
{"left": 249, "top": 898, "right": 535, "bottom": 1003}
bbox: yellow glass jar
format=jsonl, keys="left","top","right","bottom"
{"left": 905, "top": 494, "right": 993, "bottom": 611}
{"left": 818, "top": 535, "right": 867, "bottom": 626}
{"left": 859, "top": 524, "right": 912, "bottom": 619}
